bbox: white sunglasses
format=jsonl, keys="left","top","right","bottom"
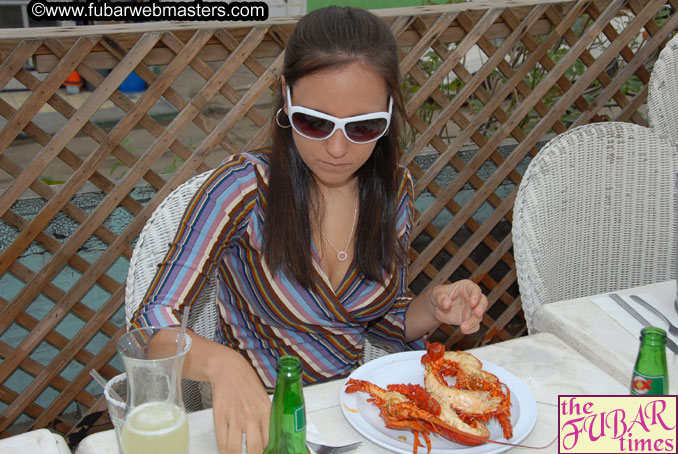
{"left": 285, "top": 86, "right": 393, "bottom": 144}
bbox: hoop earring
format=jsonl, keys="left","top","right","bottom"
{"left": 275, "top": 108, "right": 291, "bottom": 129}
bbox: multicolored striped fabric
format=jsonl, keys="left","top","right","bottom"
{"left": 133, "top": 151, "right": 423, "bottom": 390}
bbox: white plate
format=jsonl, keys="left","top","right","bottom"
{"left": 340, "top": 351, "right": 537, "bottom": 454}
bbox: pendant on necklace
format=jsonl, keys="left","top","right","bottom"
{"left": 337, "top": 251, "right": 348, "bottom": 262}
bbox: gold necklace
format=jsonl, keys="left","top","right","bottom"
{"left": 321, "top": 204, "right": 358, "bottom": 262}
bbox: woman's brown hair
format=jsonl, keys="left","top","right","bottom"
{"left": 263, "top": 6, "right": 406, "bottom": 289}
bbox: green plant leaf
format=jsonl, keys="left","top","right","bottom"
{"left": 40, "top": 176, "right": 65, "bottom": 185}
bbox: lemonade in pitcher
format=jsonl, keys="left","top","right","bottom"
{"left": 116, "top": 326, "right": 192, "bottom": 454}
{"left": 121, "top": 401, "right": 188, "bottom": 454}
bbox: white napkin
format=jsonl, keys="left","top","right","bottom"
{"left": 591, "top": 292, "right": 678, "bottom": 348}
{"left": 0, "top": 429, "right": 69, "bottom": 454}
{"left": 306, "top": 422, "right": 324, "bottom": 454}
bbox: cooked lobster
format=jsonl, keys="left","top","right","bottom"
{"left": 344, "top": 342, "right": 513, "bottom": 454}
{"left": 421, "top": 341, "right": 512, "bottom": 439}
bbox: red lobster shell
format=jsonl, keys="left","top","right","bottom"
{"left": 344, "top": 379, "right": 489, "bottom": 454}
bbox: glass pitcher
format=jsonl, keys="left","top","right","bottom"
{"left": 116, "top": 326, "right": 192, "bottom": 454}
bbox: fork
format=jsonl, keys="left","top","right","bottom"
{"left": 630, "top": 295, "right": 678, "bottom": 335}
{"left": 307, "top": 440, "right": 362, "bottom": 454}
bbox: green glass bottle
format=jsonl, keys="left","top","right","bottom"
{"left": 264, "top": 356, "right": 310, "bottom": 454}
{"left": 630, "top": 327, "right": 669, "bottom": 395}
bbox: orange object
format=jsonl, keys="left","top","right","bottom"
{"left": 63, "top": 70, "right": 83, "bottom": 87}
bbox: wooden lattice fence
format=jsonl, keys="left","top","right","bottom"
{"left": 0, "top": 0, "right": 675, "bottom": 444}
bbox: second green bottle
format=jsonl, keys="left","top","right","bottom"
{"left": 264, "top": 355, "right": 310, "bottom": 454}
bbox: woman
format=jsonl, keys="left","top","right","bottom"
{"left": 133, "top": 6, "right": 488, "bottom": 454}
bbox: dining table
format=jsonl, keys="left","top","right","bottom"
{"left": 531, "top": 279, "right": 678, "bottom": 395}
{"left": 74, "top": 332, "right": 628, "bottom": 454}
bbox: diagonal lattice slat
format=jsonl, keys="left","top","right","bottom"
{"left": 0, "top": 0, "right": 674, "bottom": 442}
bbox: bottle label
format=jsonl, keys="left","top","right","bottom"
{"left": 294, "top": 404, "right": 306, "bottom": 432}
{"left": 630, "top": 372, "right": 666, "bottom": 395}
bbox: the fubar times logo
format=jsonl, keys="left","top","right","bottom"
{"left": 559, "top": 395, "right": 677, "bottom": 453}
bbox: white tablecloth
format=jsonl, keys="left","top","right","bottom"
{"left": 532, "top": 279, "right": 678, "bottom": 394}
{"left": 75, "top": 333, "right": 627, "bottom": 454}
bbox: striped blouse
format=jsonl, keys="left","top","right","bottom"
{"left": 133, "top": 151, "right": 423, "bottom": 390}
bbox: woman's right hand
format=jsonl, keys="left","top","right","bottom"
{"left": 208, "top": 350, "right": 271, "bottom": 454}
{"left": 179, "top": 330, "right": 271, "bottom": 454}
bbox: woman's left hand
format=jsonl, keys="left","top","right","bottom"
{"left": 428, "top": 280, "right": 488, "bottom": 333}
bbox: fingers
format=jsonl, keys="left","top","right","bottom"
{"left": 430, "top": 280, "right": 488, "bottom": 333}
{"left": 214, "top": 393, "right": 242, "bottom": 454}
{"left": 460, "top": 279, "right": 485, "bottom": 312}
{"left": 226, "top": 423, "right": 244, "bottom": 454}
{"left": 460, "top": 312, "right": 481, "bottom": 333}
{"left": 460, "top": 293, "right": 488, "bottom": 334}
{"left": 428, "top": 285, "right": 451, "bottom": 315}
{"left": 446, "top": 280, "right": 486, "bottom": 334}
{"left": 213, "top": 410, "right": 232, "bottom": 454}
{"left": 474, "top": 292, "right": 488, "bottom": 317}
{"left": 216, "top": 402, "right": 269, "bottom": 454}
{"left": 212, "top": 357, "right": 271, "bottom": 454}
{"left": 245, "top": 399, "right": 270, "bottom": 454}
{"left": 462, "top": 279, "right": 482, "bottom": 307}
{"left": 260, "top": 400, "right": 270, "bottom": 448}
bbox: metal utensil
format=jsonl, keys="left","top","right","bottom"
{"left": 610, "top": 293, "right": 678, "bottom": 354}
{"left": 307, "top": 440, "right": 362, "bottom": 454}
{"left": 629, "top": 295, "right": 678, "bottom": 335}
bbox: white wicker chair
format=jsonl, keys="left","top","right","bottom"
{"left": 648, "top": 34, "right": 678, "bottom": 146}
{"left": 513, "top": 122, "right": 678, "bottom": 332}
{"left": 513, "top": 34, "right": 678, "bottom": 332}
{"left": 125, "top": 169, "right": 389, "bottom": 409}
